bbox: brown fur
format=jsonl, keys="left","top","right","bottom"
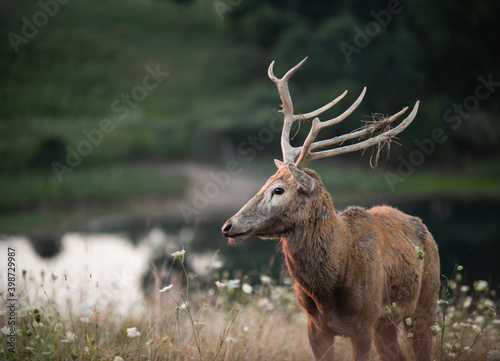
{"left": 222, "top": 164, "right": 440, "bottom": 361}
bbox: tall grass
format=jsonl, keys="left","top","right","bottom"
{"left": 1, "top": 252, "right": 498, "bottom": 360}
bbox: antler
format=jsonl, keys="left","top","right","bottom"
{"left": 268, "top": 57, "right": 419, "bottom": 169}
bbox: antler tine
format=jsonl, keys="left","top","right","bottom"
{"left": 297, "top": 101, "right": 419, "bottom": 168}
{"left": 268, "top": 57, "right": 308, "bottom": 116}
{"left": 268, "top": 58, "right": 308, "bottom": 163}
{"left": 269, "top": 57, "right": 352, "bottom": 164}
{"left": 295, "top": 88, "right": 367, "bottom": 168}
{"left": 310, "top": 103, "right": 408, "bottom": 151}
{"left": 297, "top": 90, "right": 348, "bottom": 121}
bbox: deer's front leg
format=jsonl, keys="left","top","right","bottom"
{"left": 351, "top": 330, "right": 373, "bottom": 361}
{"left": 307, "top": 318, "right": 334, "bottom": 361}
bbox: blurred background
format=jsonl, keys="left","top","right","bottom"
{"left": 1, "top": 0, "right": 499, "bottom": 292}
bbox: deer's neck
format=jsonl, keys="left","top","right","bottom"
{"left": 281, "top": 191, "right": 348, "bottom": 297}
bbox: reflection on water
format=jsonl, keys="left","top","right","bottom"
{"left": 0, "top": 227, "right": 235, "bottom": 311}
{"left": 1, "top": 233, "right": 150, "bottom": 313}
{"left": 2, "top": 198, "right": 499, "bottom": 310}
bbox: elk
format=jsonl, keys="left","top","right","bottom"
{"left": 221, "top": 57, "right": 440, "bottom": 361}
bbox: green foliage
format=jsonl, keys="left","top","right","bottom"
{"left": 0, "top": 164, "right": 186, "bottom": 212}
{"left": 229, "top": 0, "right": 500, "bottom": 159}
{"left": 1, "top": 0, "right": 500, "bottom": 172}
{"left": 1, "top": 0, "right": 500, "bottom": 227}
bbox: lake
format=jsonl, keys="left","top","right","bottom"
{"left": 2, "top": 198, "right": 499, "bottom": 310}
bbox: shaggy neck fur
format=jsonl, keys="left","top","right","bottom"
{"left": 280, "top": 172, "right": 349, "bottom": 299}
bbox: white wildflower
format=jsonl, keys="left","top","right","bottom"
{"left": 61, "top": 331, "right": 76, "bottom": 343}
{"left": 242, "top": 283, "right": 253, "bottom": 294}
{"left": 178, "top": 301, "right": 190, "bottom": 310}
{"left": 114, "top": 357, "right": 125, "bottom": 361}
{"left": 460, "top": 285, "right": 470, "bottom": 293}
{"left": 242, "top": 326, "right": 249, "bottom": 333}
{"left": 54, "top": 323, "right": 63, "bottom": 332}
{"left": 405, "top": 317, "right": 413, "bottom": 326}
{"left": 475, "top": 315, "right": 485, "bottom": 324}
{"left": 159, "top": 284, "right": 173, "bottom": 293}
{"left": 226, "top": 337, "right": 237, "bottom": 343}
{"left": 25, "top": 347, "right": 34, "bottom": 351}
{"left": 463, "top": 296, "right": 473, "bottom": 308}
{"left": 257, "top": 297, "right": 275, "bottom": 311}
{"left": 227, "top": 279, "right": 240, "bottom": 289}
{"left": 18, "top": 308, "right": 28, "bottom": 318}
{"left": 215, "top": 281, "right": 226, "bottom": 289}
{"left": 127, "top": 327, "right": 140, "bottom": 338}
{"left": 1, "top": 327, "right": 11, "bottom": 335}
{"left": 430, "top": 324, "right": 441, "bottom": 336}
{"left": 474, "top": 280, "right": 489, "bottom": 292}
{"left": 471, "top": 325, "right": 481, "bottom": 333}
{"left": 487, "top": 350, "right": 500, "bottom": 361}
{"left": 407, "top": 332, "right": 414, "bottom": 338}
{"left": 194, "top": 322, "right": 206, "bottom": 331}
{"left": 171, "top": 250, "right": 186, "bottom": 259}
{"left": 212, "top": 260, "right": 224, "bottom": 269}
{"left": 260, "top": 275, "right": 272, "bottom": 284}
{"left": 484, "top": 299, "right": 495, "bottom": 308}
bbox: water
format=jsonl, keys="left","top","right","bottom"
{"left": 398, "top": 198, "right": 500, "bottom": 290}
{"left": 2, "top": 198, "right": 499, "bottom": 306}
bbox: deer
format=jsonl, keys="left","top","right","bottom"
{"left": 221, "top": 57, "right": 440, "bottom": 361}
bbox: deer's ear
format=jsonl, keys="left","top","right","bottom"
{"left": 274, "top": 159, "right": 284, "bottom": 168}
{"left": 289, "top": 165, "right": 316, "bottom": 194}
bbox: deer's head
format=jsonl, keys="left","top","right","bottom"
{"left": 222, "top": 160, "right": 321, "bottom": 242}
{"left": 222, "top": 57, "right": 419, "bottom": 243}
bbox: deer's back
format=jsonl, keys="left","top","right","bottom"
{"left": 339, "top": 205, "right": 440, "bottom": 323}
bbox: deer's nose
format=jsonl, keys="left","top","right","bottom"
{"left": 221, "top": 221, "right": 232, "bottom": 237}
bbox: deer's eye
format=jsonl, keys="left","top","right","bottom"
{"left": 272, "top": 187, "right": 285, "bottom": 196}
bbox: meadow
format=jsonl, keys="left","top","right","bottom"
{"left": 1, "top": 250, "right": 499, "bottom": 361}
{"left": 1, "top": 0, "right": 500, "bottom": 359}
